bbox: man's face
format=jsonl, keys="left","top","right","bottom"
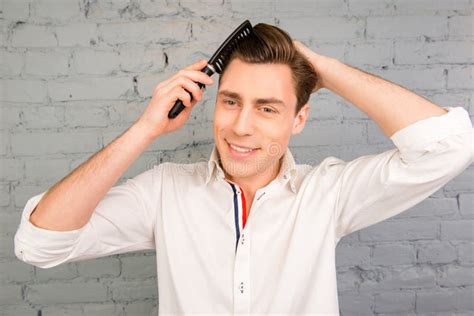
{"left": 213, "top": 58, "right": 309, "bottom": 183}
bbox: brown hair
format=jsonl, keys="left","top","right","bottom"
{"left": 218, "top": 23, "right": 319, "bottom": 115}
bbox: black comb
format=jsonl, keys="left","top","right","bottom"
{"left": 168, "top": 20, "right": 254, "bottom": 119}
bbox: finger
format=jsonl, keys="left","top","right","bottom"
{"left": 178, "top": 69, "right": 214, "bottom": 85}
{"left": 169, "top": 76, "right": 204, "bottom": 102}
{"left": 169, "top": 86, "right": 192, "bottom": 108}
{"left": 184, "top": 59, "right": 208, "bottom": 71}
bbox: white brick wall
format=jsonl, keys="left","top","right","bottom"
{"left": 1, "top": 0, "right": 472, "bottom": 315}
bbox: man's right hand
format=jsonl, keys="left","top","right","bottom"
{"left": 136, "top": 59, "right": 214, "bottom": 139}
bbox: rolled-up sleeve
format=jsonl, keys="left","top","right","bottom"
{"left": 333, "top": 106, "right": 473, "bottom": 241}
{"left": 14, "top": 165, "right": 161, "bottom": 269}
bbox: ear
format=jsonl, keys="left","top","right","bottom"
{"left": 291, "top": 103, "right": 309, "bottom": 135}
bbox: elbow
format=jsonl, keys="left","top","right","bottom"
{"left": 14, "top": 230, "right": 69, "bottom": 269}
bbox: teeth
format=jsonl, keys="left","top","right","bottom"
{"left": 230, "top": 144, "right": 255, "bottom": 153}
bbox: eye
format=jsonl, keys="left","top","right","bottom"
{"left": 223, "top": 99, "right": 236, "bottom": 106}
{"left": 261, "top": 107, "right": 276, "bottom": 114}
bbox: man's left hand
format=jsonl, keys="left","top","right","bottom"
{"left": 293, "top": 40, "right": 327, "bottom": 93}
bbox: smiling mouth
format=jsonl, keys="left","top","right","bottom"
{"left": 226, "top": 140, "right": 260, "bottom": 156}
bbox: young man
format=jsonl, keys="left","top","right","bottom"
{"left": 15, "top": 23, "right": 473, "bottom": 314}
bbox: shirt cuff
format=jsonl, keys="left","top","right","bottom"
{"left": 14, "top": 191, "right": 87, "bottom": 262}
{"left": 389, "top": 106, "right": 473, "bottom": 151}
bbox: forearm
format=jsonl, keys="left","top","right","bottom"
{"left": 29, "top": 121, "right": 156, "bottom": 231}
{"left": 315, "top": 56, "right": 448, "bottom": 138}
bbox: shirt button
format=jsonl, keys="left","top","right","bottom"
{"left": 239, "top": 282, "right": 244, "bottom": 293}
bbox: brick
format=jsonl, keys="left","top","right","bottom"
{"left": 11, "top": 131, "right": 100, "bottom": 156}
{"left": 0, "top": 211, "right": 23, "bottom": 235}
{"left": 376, "top": 67, "right": 445, "bottom": 90}
{"left": 20, "top": 105, "right": 64, "bottom": 129}
{"left": 444, "top": 166, "right": 474, "bottom": 192}
{"left": 47, "top": 76, "right": 132, "bottom": 101}
{"left": 359, "top": 220, "right": 438, "bottom": 242}
{"left": 0, "top": 304, "right": 38, "bottom": 315}
{"left": 84, "top": 0, "right": 132, "bottom": 20}
{"left": 83, "top": 304, "right": 123, "bottom": 316}
{"left": 135, "top": 0, "right": 179, "bottom": 17}
{"left": 367, "top": 16, "right": 447, "bottom": 39}
{"left": 0, "top": 79, "right": 47, "bottom": 103}
{"left": 1, "top": 158, "right": 23, "bottom": 181}
{"left": 107, "top": 100, "right": 142, "bottom": 127}
{"left": 279, "top": 17, "right": 364, "bottom": 40}
{"left": 99, "top": 20, "right": 189, "bottom": 45}
{"left": 395, "top": 41, "right": 472, "bottom": 65}
{"left": 0, "top": 284, "right": 23, "bottom": 304}
{"left": 0, "top": 50, "right": 24, "bottom": 76}
{"left": 372, "top": 244, "right": 415, "bottom": 266}
{"left": 123, "top": 301, "right": 157, "bottom": 316}
{"left": 374, "top": 291, "right": 415, "bottom": 313}
{"left": 2, "top": 0, "right": 31, "bottom": 21}
{"left": 76, "top": 257, "right": 120, "bottom": 278}
{"left": 441, "top": 220, "right": 474, "bottom": 241}
{"left": 136, "top": 72, "right": 170, "bottom": 98}
{"left": 456, "top": 242, "right": 474, "bottom": 264}
{"left": 26, "top": 282, "right": 108, "bottom": 304}
{"left": 56, "top": 23, "right": 99, "bottom": 47}
{"left": 0, "top": 235, "right": 15, "bottom": 258}
{"left": 334, "top": 267, "right": 362, "bottom": 291}
{"left": 393, "top": 0, "right": 471, "bottom": 13}
{"left": 73, "top": 49, "right": 120, "bottom": 75}
{"left": 338, "top": 291, "right": 373, "bottom": 315}
{"left": 438, "top": 265, "right": 474, "bottom": 287}
{"left": 0, "top": 106, "right": 21, "bottom": 129}
{"left": 0, "top": 183, "right": 10, "bottom": 206}
{"left": 447, "top": 66, "right": 473, "bottom": 90}
{"left": 459, "top": 193, "right": 474, "bottom": 218}
{"left": 40, "top": 305, "right": 83, "bottom": 315}
{"left": 121, "top": 255, "right": 156, "bottom": 279}
{"left": 449, "top": 15, "right": 473, "bottom": 38}
{"left": 11, "top": 23, "right": 57, "bottom": 47}
{"left": 119, "top": 46, "right": 166, "bottom": 73}
{"left": 110, "top": 280, "right": 157, "bottom": 301}
{"left": 0, "top": 259, "right": 33, "bottom": 283}
{"left": 35, "top": 262, "right": 78, "bottom": 281}
{"left": 290, "top": 121, "right": 366, "bottom": 146}
{"left": 24, "top": 158, "right": 70, "bottom": 185}
{"left": 346, "top": 0, "right": 394, "bottom": 16}
{"left": 359, "top": 266, "right": 436, "bottom": 291}
{"left": 191, "top": 18, "right": 252, "bottom": 46}
{"left": 417, "top": 241, "right": 457, "bottom": 264}
{"left": 416, "top": 288, "right": 474, "bottom": 312}
{"left": 345, "top": 41, "right": 393, "bottom": 66}
{"left": 335, "top": 244, "right": 371, "bottom": 267}
{"left": 24, "top": 51, "right": 69, "bottom": 76}
{"left": 394, "top": 197, "right": 457, "bottom": 219}
{"left": 64, "top": 103, "right": 109, "bottom": 128}
{"left": 31, "top": 0, "right": 81, "bottom": 21}
{"left": 13, "top": 184, "right": 48, "bottom": 210}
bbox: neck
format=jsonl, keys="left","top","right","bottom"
{"left": 224, "top": 156, "right": 283, "bottom": 195}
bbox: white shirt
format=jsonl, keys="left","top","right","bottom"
{"left": 14, "top": 106, "right": 473, "bottom": 316}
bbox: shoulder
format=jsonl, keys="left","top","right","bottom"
{"left": 295, "top": 156, "right": 348, "bottom": 187}
{"left": 156, "top": 161, "right": 209, "bottom": 184}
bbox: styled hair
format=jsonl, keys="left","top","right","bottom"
{"left": 218, "top": 23, "right": 319, "bottom": 115}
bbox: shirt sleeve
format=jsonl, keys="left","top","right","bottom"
{"left": 333, "top": 106, "right": 473, "bottom": 242}
{"left": 14, "top": 164, "right": 161, "bottom": 269}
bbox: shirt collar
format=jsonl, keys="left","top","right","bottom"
{"left": 205, "top": 145, "right": 298, "bottom": 193}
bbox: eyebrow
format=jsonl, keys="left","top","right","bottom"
{"left": 217, "top": 90, "right": 286, "bottom": 107}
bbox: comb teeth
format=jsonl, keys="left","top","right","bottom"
{"left": 211, "top": 24, "right": 254, "bottom": 73}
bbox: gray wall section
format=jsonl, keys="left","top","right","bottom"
{"left": 1, "top": 0, "right": 473, "bottom": 315}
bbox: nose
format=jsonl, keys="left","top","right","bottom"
{"left": 232, "top": 107, "right": 255, "bottom": 136}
